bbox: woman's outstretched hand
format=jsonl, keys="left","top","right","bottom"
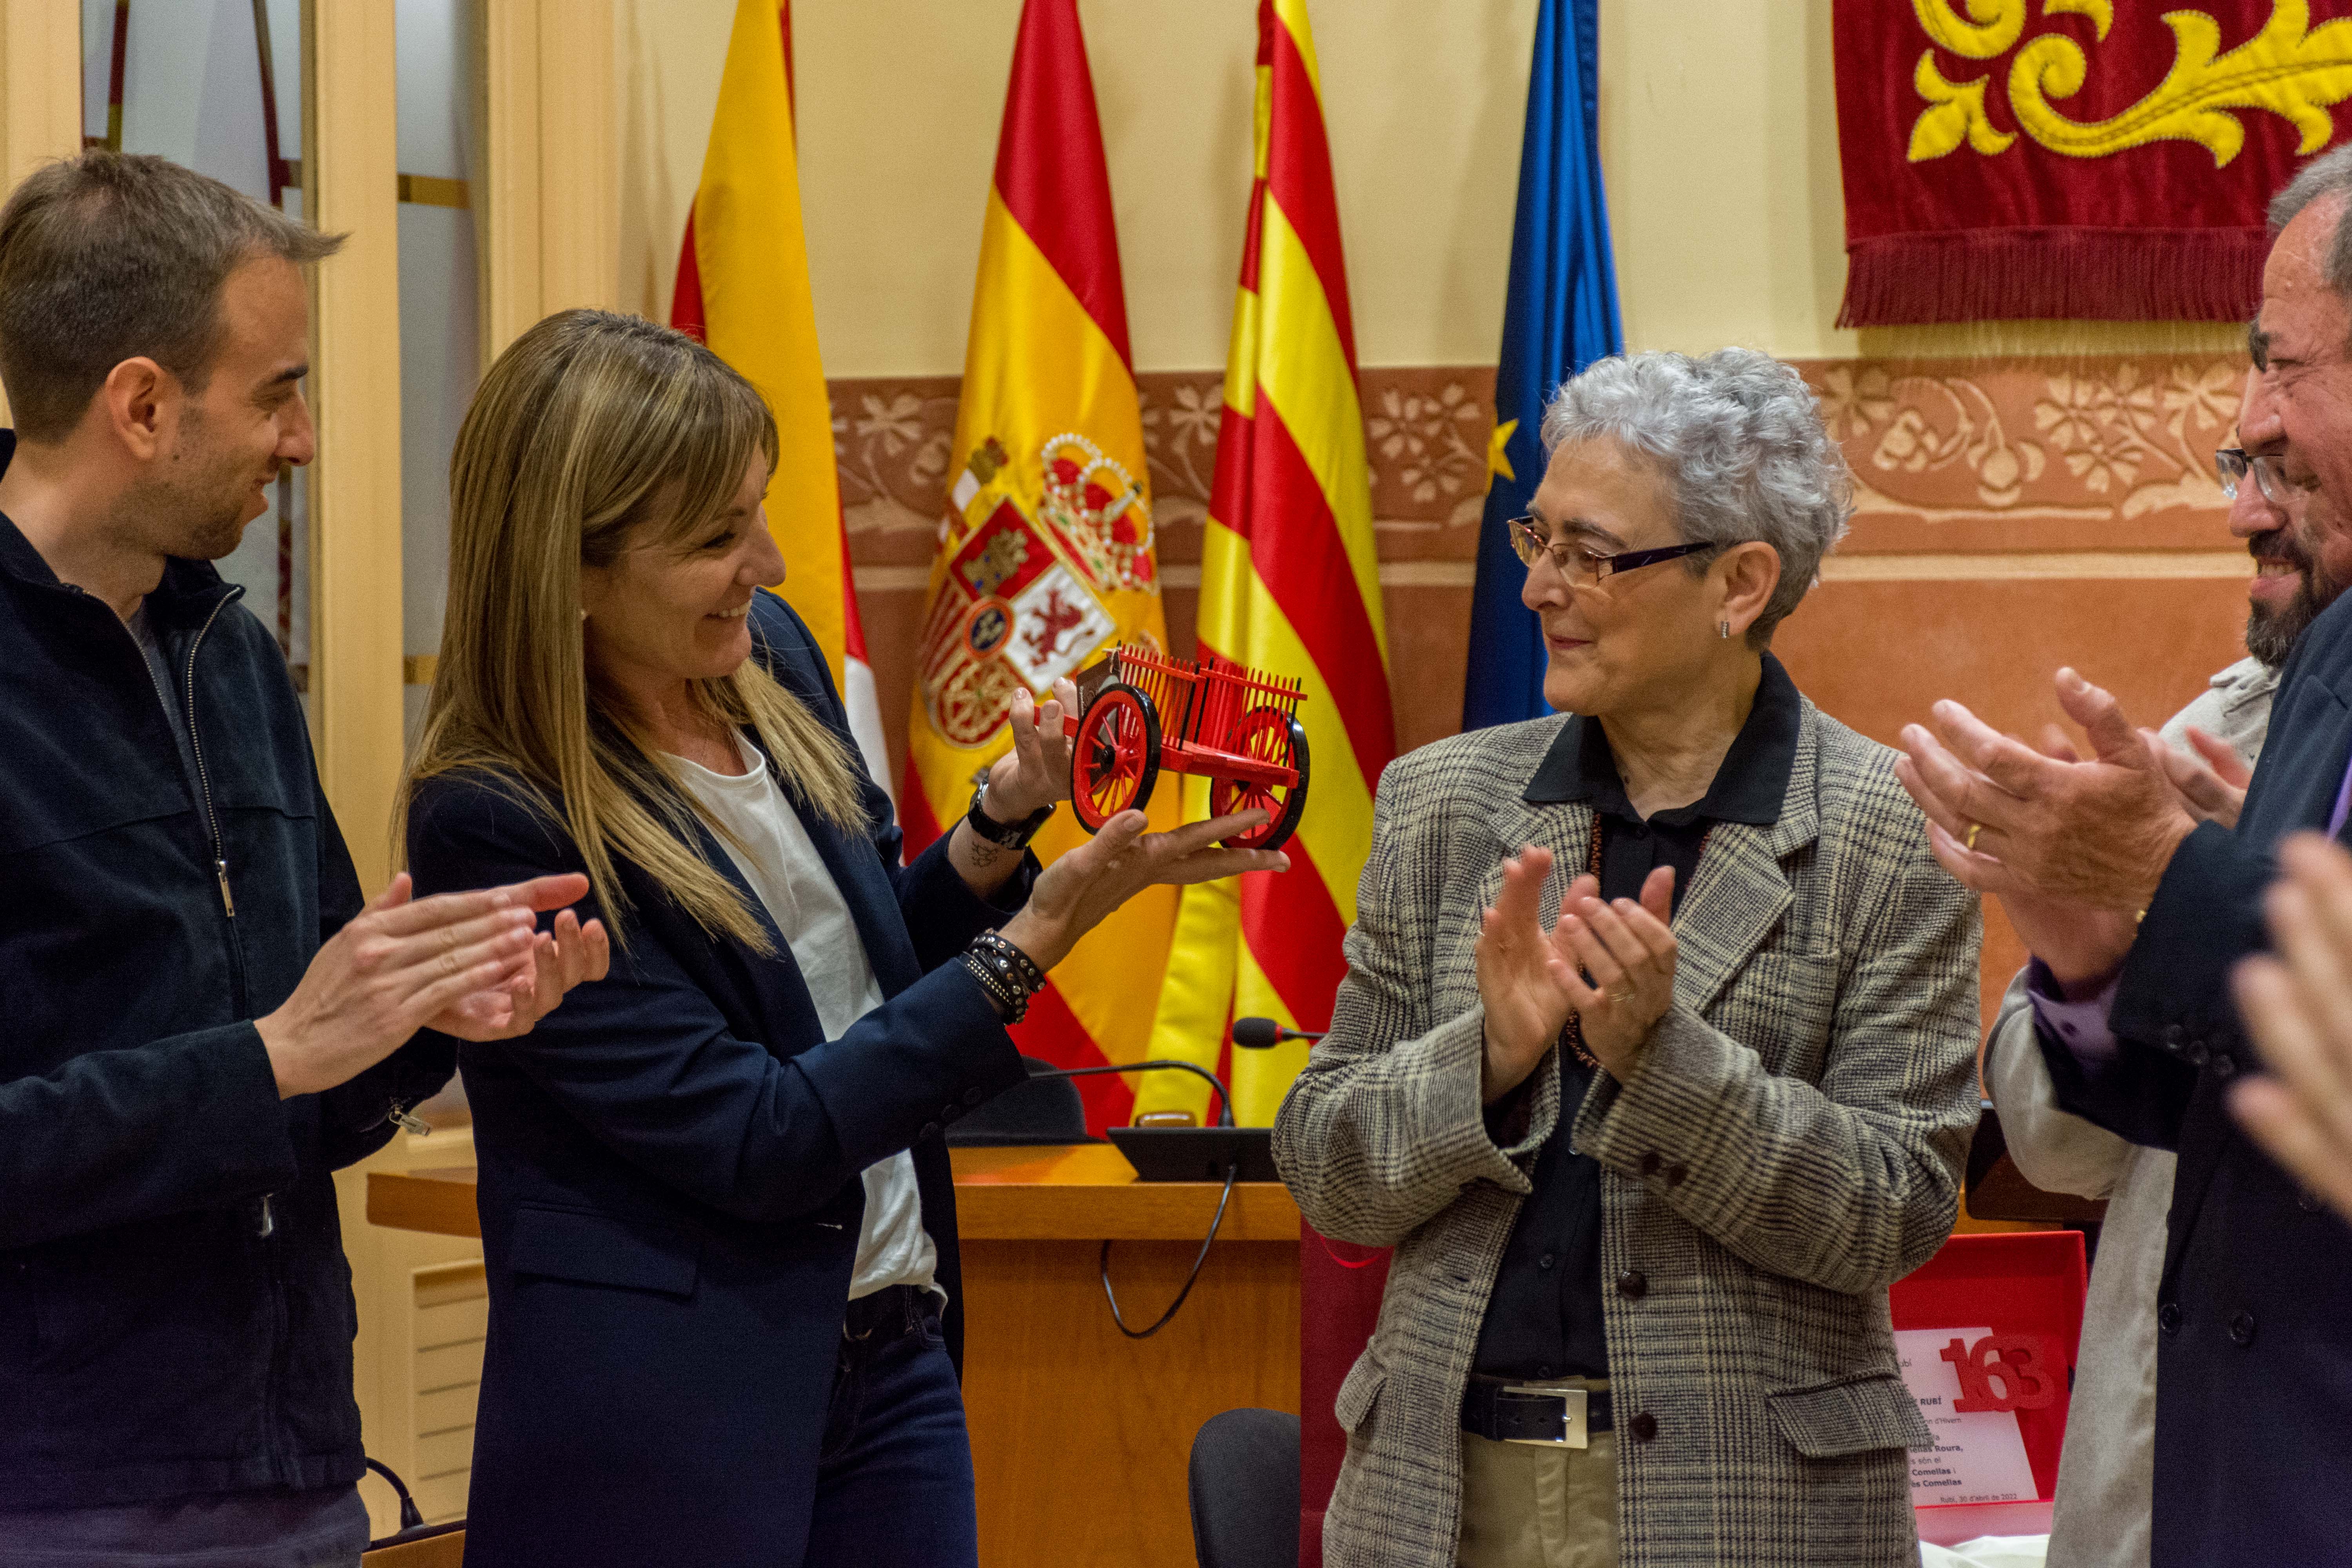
{"left": 1476, "top": 846, "right": 1678, "bottom": 1103}
{"left": 997, "top": 808, "right": 1288, "bottom": 973}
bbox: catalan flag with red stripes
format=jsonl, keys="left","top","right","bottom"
{"left": 900, "top": 0, "right": 1175, "bottom": 1135}
{"left": 1140, "top": 0, "right": 1395, "bottom": 1127}
{"left": 671, "top": 2, "right": 891, "bottom": 789}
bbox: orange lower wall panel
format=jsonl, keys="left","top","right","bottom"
{"left": 1773, "top": 576, "right": 2255, "bottom": 759}
{"left": 1777, "top": 574, "right": 2256, "bottom": 1027}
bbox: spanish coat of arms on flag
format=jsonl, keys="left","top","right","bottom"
{"left": 917, "top": 433, "right": 1155, "bottom": 750}
{"left": 900, "top": 0, "right": 1179, "bottom": 1135}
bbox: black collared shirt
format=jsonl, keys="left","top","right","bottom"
{"left": 1470, "top": 653, "right": 1802, "bottom": 1381}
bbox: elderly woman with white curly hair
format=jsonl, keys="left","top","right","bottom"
{"left": 1274, "top": 348, "right": 1982, "bottom": 1568}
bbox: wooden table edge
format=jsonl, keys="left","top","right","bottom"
{"left": 368, "top": 1156, "right": 1303, "bottom": 1244}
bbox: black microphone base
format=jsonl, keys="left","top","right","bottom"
{"left": 1106, "top": 1125, "right": 1278, "bottom": 1183}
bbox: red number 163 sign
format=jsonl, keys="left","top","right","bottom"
{"left": 1938, "top": 1334, "right": 2063, "bottom": 1414}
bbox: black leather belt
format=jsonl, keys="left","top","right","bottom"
{"left": 1460, "top": 1375, "right": 1613, "bottom": 1445}
{"left": 842, "top": 1284, "right": 929, "bottom": 1343}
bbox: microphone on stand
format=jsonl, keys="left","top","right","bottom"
{"left": 1023, "top": 1058, "right": 1236, "bottom": 1127}
{"left": 1231, "top": 1015, "right": 1325, "bottom": 1049}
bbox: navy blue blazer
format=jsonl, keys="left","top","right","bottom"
{"left": 2039, "top": 589, "right": 2352, "bottom": 1566}
{"left": 405, "top": 592, "right": 1032, "bottom": 1568}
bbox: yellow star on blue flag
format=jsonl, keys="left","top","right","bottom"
{"left": 1486, "top": 417, "right": 1519, "bottom": 485}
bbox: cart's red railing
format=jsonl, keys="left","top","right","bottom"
{"left": 1102, "top": 644, "right": 1303, "bottom": 761}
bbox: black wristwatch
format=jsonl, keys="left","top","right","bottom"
{"left": 966, "top": 774, "right": 1054, "bottom": 849}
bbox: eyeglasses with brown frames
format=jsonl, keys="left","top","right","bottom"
{"left": 1506, "top": 514, "right": 1717, "bottom": 588}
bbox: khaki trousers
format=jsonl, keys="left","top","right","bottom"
{"left": 1454, "top": 1426, "right": 1620, "bottom": 1568}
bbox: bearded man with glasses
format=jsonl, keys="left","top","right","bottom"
{"left": 2216, "top": 441, "right": 2341, "bottom": 667}
{"left": 1973, "top": 366, "right": 2337, "bottom": 1568}
{"left": 1898, "top": 146, "right": 2352, "bottom": 1566}
{"left": 1276, "top": 348, "right": 1979, "bottom": 1568}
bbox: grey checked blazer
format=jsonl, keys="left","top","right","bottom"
{"left": 1274, "top": 699, "right": 1982, "bottom": 1568}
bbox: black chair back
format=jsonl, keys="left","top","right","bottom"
{"left": 943, "top": 1054, "right": 1094, "bottom": 1146}
{"left": 1188, "top": 1407, "right": 1301, "bottom": 1568}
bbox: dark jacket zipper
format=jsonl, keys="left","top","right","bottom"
{"left": 179, "top": 592, "right": 283, "bottom": 1243}
{"left": 115, "top": 593, "right": 252, "bottom": 1024}
{"left": 171, "top": 588, "right": 294, "bottom": 1447}
{"left": 129, "top": 588, "right": 273, "bottom": 1238}
{"left": 179, "top": 588, "right": 246, "bottom": 1004}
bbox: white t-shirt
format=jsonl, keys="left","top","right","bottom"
{"left": 668, "top": 735, "right": 938, "bottom": 1302}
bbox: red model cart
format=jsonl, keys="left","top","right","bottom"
{"left": 1061, "top": 645, "right": 1310, "bottom": 852}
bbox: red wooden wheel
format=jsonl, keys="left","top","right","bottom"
{"left": 1210, "top": 706, "right": 1310, "bottom": 852}
{"left": 1071, "top": 683, "right": 1161, "bottom": 832}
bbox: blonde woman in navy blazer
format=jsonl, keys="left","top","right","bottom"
{"left": 401, "top": 311, "right": 1281, "bottom": 1568}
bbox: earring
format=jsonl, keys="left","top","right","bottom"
{"left": 579, "top": 608, "right": 589, "bottom": 623}
{"left": 1718, "top": 620, "right": 1730, "bottom": 640}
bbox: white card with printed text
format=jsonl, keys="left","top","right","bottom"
{"left": 1894, "top": 1326, "right": 2040, "bottom": 1507}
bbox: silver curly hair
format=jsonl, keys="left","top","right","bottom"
{"left": 1538, "top": 347, "right": 1852, "bottom": 647}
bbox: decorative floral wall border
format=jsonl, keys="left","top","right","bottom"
{"left": 833, "top": 367, "right": 1499, "bottom": 564}
{"left": 830, "top": 354, "right": 2245, "bottom": 567}
{"left": 1795, "top": 355, "right": 2242, "bottom": 532}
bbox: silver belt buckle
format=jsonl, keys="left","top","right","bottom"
{"left": 1501, "top": 1383, "right": 1588, "bottom": 1449}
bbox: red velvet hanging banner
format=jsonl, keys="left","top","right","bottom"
{"left": 1834, "top": 1, "right": 2352, "bottom": 326}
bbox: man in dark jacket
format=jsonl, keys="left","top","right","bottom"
{"left": 0, "top": 154, "right": 604, "bottom": 1565}
{"left": 1896, "top": 146, "right": 2352, "bottom": 1567}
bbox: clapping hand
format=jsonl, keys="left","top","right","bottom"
{"left": 1895, "top": 668, "right": 2193, "bottom": 909}
{"left": 258, "top": 872, "right": 610, "bottom": 1098}
{"left": 430, "top": 902, "right": 611, "bottom": 1043}
{"left": 2232, "top": 833, "right": 2352, "bottom": 1224}
{"left": 1476, "top": 846, "right": 1677, "bottom": 1103}
{"left": 1896, "top": 668, "right": 2193, "bottom": 989}
{"left": 1554, "top": 868, "right": 1679, "bottom": 1076}
{"left": 2150, "top": 725, "right": 2253, "bottom": 829}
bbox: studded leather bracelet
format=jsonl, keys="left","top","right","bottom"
{"left": 960, "top": 930, "right": 1047, "bottom": 1023}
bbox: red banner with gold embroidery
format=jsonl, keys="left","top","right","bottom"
{"left": 1835, "top": 0, "right": 2352, "bottom": 325}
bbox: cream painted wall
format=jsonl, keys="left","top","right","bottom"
{"left": 616, "top": 0, "right": 2241, "bottom": 377}
{"left": 622, "top": 0, "right": 1531, "bottom": 375}
{"left": 1599, "top": 0, "right": 1846, "bottom": 359}
{"left": 1597, "top": 0, "right": 2239, "bottom": 360}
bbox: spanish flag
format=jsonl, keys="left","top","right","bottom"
{"left": 671, "top": 2, "right": 889, "bottom": 788}
{"left": 1140, "top": 0, "right": 1395, "bottom": 1127}
{"left": 900, "top": 0, "right": 1174, "bottom": 1134}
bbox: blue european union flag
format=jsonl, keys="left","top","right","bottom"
{"left": 1461, "top": 0, "right": 1622, "bottom": 731}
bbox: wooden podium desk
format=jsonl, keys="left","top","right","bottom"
{"left": 369, "top": 1144, "right": 1302, "bottom": 1568}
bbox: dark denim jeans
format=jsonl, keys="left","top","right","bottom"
{"left": 802, "top": 1288, "right": 978, "bottom": 1568}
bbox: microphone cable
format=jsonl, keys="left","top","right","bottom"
{"left": 1015, "top": 1058, "right": 1243, "bottom": 1336}
{"left": 1100, "top": 1160, "right": 1238, "bottom": 1339}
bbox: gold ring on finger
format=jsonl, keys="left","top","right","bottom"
{"left": 1964, "top": 822, "right": 1982, "bottom": 853}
